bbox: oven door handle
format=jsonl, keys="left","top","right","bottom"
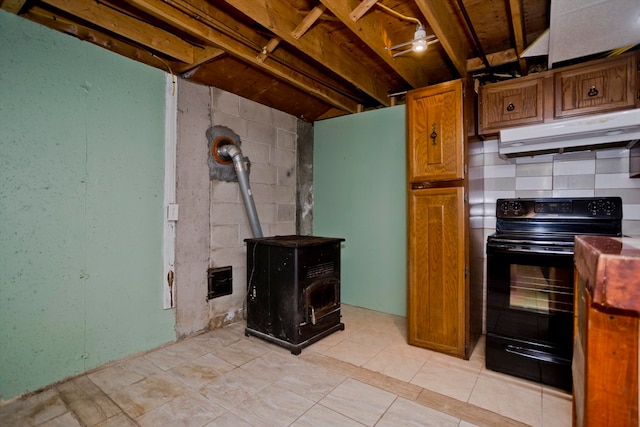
{"left": 487, "top": 245, "right": 572, "bottom": 255}
{"left": 505, "top": 345, "right": 571, "bottom": 365}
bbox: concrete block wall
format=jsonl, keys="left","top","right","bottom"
{"left": 175, "top": 80, "right": 298, "bottom": 337}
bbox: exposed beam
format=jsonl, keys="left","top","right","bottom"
{"left": 414, "top": 0, "right": 469, "bottom": 77}
{"left": 508, "top": 0, "right": 528, "bottom": 74}
{"left": 350, "top": 0, "right": 379, "bottom": 22}
{"left": 291, "top": 5, "right": 326, "bottom": 40}
{"left": 322, "top": 0, "right": 429, "bottom": 89}
{"left": 467, "top": 48, "right": 518, "bottom": 72}
{"left": 0, "top": 0, "right": 28, "bottom": 13}
{"left": 41, "top": 0, "right": 194, "bottom": 63}
{"left": 221, "top": 0, "right": 393, "bottom": 106}
{"left": 256, "top": 37, "right": 281, "bottom": 63}
{"left": 177, "top": 48, "right": 226, "bottom": 74}
{"left": 25, "top": 6, "right": 184, "bottom": 74}
{"left": 140, "top": 0, "right": 360, "bottom": 113}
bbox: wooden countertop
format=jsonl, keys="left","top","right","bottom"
{"left": 574, "top": 236, "right": 640, "bottom": 313}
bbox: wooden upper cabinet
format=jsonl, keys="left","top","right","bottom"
{"left": 478, "top": 52, "right": 640, "bottom": 136}
{"left": 407, "top": 80, "right": 464, "bottom": 182}
{"left": 478, "top": 77, "right": 544, "bottom": 134}
{"left": 555, "top": 54, "right": 637, "bottom": 119}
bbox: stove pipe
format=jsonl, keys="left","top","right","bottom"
{"left": 216, "top": 144, "right": 263, "bottom": 238}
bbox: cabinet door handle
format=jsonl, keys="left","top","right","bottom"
{"left": 588, "top": 86, "right": 599, "bottom": 97}
{"left": 506, "top": 102, "right": 515, "bottom": 112}
{"left": 430, "top": 123, "right": 437, "bottom": 145}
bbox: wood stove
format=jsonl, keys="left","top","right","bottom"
{"left": 244, "top": 235, "right": 345, "bottom": 354}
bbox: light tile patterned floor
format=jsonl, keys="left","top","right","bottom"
{"left": 0, "top": 305, "right": 572, "bottom": 426}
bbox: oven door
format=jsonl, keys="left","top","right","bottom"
{"left": 485, "top": 242, "right": 574, "bottom": 391}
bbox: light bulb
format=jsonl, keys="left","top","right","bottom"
{"left": 412, "top": 39, "right": 427, "bottom": 52}
{"left": 412, "top": 25, "right": 427, "bottom": 53}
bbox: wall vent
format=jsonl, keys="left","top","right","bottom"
{"left": 207, "top": 266, "right": 232, "bottom": 300}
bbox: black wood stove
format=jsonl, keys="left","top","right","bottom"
{"left": 244, "top": 235, "right": 345, "bottom": 354}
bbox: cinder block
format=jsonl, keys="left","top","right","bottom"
{"left": 247, "top": 120, "right": 275, "bottom": 145}
{"left": 211, "top": 87, "right": 239, "bottom": 116}
{"left": 210, "top": 202, "right": 248, "bottom": 225}
{"left": 210, "top": 246, "right": 246, "bottom": 269}
{"left": 277, "top": 129, "right": 296, "bottom": 150}
{"left": 250, "top": 182, "right": 272, "bottom": 204}
{"left": 277, "top": 166, "right": 296, "bottom": 187}
{"left": 239, "top": 97, "right": 272, "bottom": 125}
{"left": 249, "top": 163, "right": 277, "bottom": 185}
{"left": 210, "top": 181, "right": 239, "bottom": 202}
{"left": 240, "top": 140, "right": 270, "bottom": 164}
{"left": 270, "top": 222, "right": 296, "bottom": 236}
{"left": 255, "top": 203, "right": 276, "bottom": 224}
{"left": 212, "top": 111, "right": 248, "bottom": 138}
{"left": 273, "top": 185, "right": 295, "bottom": 204}
{"left": 277, "top": 203, "right": 295, "bottom": 222}
{"left": 273, "top": 109, "right": 297, "bottom": 132}
{"left": 211, "top": 224, "right": 240, "bottom": 249}
{"left": 272, "top": 146, "right": 295, "bottom": 169}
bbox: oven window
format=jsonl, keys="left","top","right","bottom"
{"left": 509, "top": 264, "right": 573, "bottom": 314}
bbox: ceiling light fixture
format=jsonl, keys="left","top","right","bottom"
{"left": 385, "top": 24, "right": 437, "bottom": 57}
{"left": 376, "top": 3, "right": 438, "bottom": 58}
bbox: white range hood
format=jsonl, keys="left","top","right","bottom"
{"left": 499, "top": 109, "right": 640, "bottom": 158}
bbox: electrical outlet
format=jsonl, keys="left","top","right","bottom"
{"left": 207, "top": 266, "right": 232, "bottom": 300}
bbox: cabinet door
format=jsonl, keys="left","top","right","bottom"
{"left": 555, "top": 54, "right": 635, "bottom": 119}
{"left": 479, "top": 77, "right": 544, "bottom": 134}
{"left": 407, "top": 81, "right": 463, "bottom": 182}
{"left": 407, "top": 187, "right": 466, "bottom": 356}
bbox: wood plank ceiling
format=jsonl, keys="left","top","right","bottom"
{"left": 1, "top": 0, "right": 549, "bottom": 121}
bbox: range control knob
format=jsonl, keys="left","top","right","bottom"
{"left": 588, "top": 199, "right": 617, "bottom": 216}
{"left": 599, "top": 200, "right": 615, "bottom": 216}
{"left": 511, "top": 201, "right": 523, "bottom": 214}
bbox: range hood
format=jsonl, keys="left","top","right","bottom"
{"left": 499, "top": 109, "right": 640, "bottom": 158}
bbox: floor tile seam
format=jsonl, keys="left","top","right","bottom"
{"left": 303, "top": 350, "right": 531, "bottom": 427}
{"left": 477, "top": 365, "right": 545, "bottom": 395}
{"left": 56, "top": 381, "right": 139, "bottom": 427}
{"left": 465, "top": 364, "right": 483, "bottom": 404}
{"left": 302, "top": 400, "right": 368, "bottom": 426}
{"left": 370, "top": 394, "right": 410, "bottom": 427}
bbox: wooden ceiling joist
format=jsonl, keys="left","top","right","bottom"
{"left": 415, "top": 0, "right": 469, "bottom": 77}
{"left": 508, "top": 0, "right": 528, "bottom": 74}
{"left": 291, "top": 5, "right": 326, "bottom": 40}
{"left": 256, "top": 37, "right": 282, "bottom": 63}
{"left": 24, "top": 6, "right": 184, "bottom": 74}
{"left": 350, "top": 0, "right": 379, "bottom": 22}
{"left": 4, "top": 0, "right": 552, "bottom": 121}
{"left": 42, "top": 0, "right": 195, "bottom": 63}
{"left": 321, "top": 0, "right": 429, "bottom": 89}
{"left": 0, "top": 0, "right": 28, "bottom": 13}
{"left": 467, "top": 48, "right": 518, "bottom": 72}
{"left": 128, "top": 0, "right": 360, "bottom": 113}
{"left": 221, "top": 0, "right": 394, "bottom": 106}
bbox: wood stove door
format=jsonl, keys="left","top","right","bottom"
{"left": 304, "top": 277, "right": 340, "bottom": 326}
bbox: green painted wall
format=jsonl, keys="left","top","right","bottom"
{"left": 314, "top": 106, "right": 407, "bottom": 317}
{"left": 0, "top": 11, "right": 175, "bottom": 400}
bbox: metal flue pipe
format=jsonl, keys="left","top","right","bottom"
{"left": 217, "top": 144, "right": 263, "bottom": 238}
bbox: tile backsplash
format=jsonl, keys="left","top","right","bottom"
{"left": 480, "top": 139, "right": 640, "bottom": 237}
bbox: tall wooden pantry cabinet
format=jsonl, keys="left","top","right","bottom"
{"left": 406, "top": 79, "right": 482, "bottom": 359}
